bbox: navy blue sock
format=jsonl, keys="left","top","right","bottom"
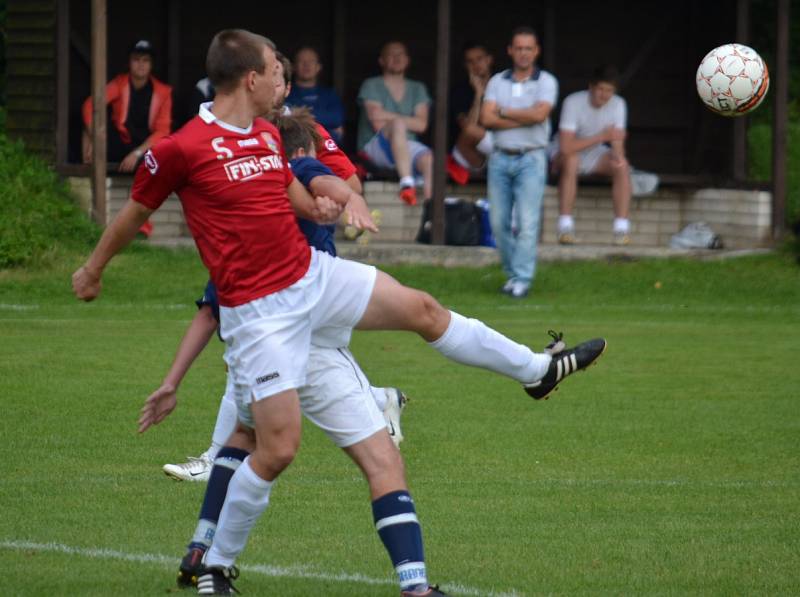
{"left": 188, "top": 446, "right": 249, "bottom": 550}
{"left": 372, "top": 490, "right": 428, "bottom": 591}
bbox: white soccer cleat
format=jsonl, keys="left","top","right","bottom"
{"left": 163, "top": 452, "right": 213, "bottom": 482}
{"left": 382, "top": 387, "right": 408, "bottom": 448}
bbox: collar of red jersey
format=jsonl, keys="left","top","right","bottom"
{"left": 198, "top": 101, "right": 254, "bottom": 135}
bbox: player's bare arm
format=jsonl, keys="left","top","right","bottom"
{"left": 286, "top": 178, "right": 343, "bottom": 223}
{"left": 139, "top": 305, "right": 218, "bottom": 434}
{"left": 72, "top": 198, "right": 154, "bottom": 301}
{"left": 307, "top": 175, "right": 378, "bottom": 233}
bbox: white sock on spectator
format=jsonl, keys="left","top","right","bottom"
{"left": 428, "top": 311, "right": 551, "bottom": 384}
{"left": 208, "top": 392, "right": 238, "bottom": 460}
{"left": 204, "top": 457, "right": 273, "bottom": 568}
{"left": 451, "top": 148, "right": 471, "bottom": 169}
{"left": 558, "top": 215, "right": 575, "bottom": 233}
{"left": 613, "top": 218, "right": 631, "bottom": 234}
{"left": 399, "top": 176, "right": 415, "bottom": 189}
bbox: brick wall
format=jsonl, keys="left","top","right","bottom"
{"left": 68, "top": 177, "right": 773, "bottom": 250}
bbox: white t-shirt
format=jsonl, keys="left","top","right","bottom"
{"left": 559, "top": 89, "right": 626, "bottom": 137}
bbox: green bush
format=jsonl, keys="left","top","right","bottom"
{"left": 0, "top": 134, "right": 99, "bottom": 268}
{"left": 748, "top": 121, "right": 800, "bottom": 225}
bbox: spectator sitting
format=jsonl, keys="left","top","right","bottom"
{"left": 447, "top": 41, "right": 495, "bottom": 185}
{"left": 357, "top": 41, "right": 433, "bottom": 206}
{"left": 81, "top": 39, "right": 172, "bottom": 173}
{"left": 81, "top": 39, "right": 171, "bottom": 238}
{"left": 286, "top": 46, "right": 345, "bottom": 143}
{"left": 549, "top": 65, "right": 632, "bottom": 245}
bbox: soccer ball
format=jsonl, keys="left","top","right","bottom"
{"left": 696, "top": 43, "right": 769, "bottom": 117}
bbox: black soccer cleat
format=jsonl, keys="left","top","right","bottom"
{"left": 401, "top": 585, "right": 448, "bottom": 596}
{"left": 176, "top": 546, "right": 205, "bottom": 588}
{"left": 196, "top": 565, "right": 240, "bottom": 595}
{"left": 524, "top": 337, "right": 607, "bottom": 400}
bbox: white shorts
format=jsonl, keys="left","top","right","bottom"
{"left": 548, "top": 139, "right": 611, "bottom": 176}
{"left": 361, "top": 131, "right": 431, "bottom": 175}
{"left": 576, "top": 144, "right": 611, "bottom": 175}
{"left": 230, "top": 346, "right": 386, "bottom": 448}
{"left": 220, "top": 248, "right": 377, "bottom": 401}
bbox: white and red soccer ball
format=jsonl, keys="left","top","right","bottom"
{"left": 696, "top": 43, "right": 770, "bottom": 117}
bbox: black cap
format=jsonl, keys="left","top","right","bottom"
{"left": 129, "top": 39, "right": 154, "bottom": 57}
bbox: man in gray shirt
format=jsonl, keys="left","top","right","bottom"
{"left": 481, "top": 27, "right": 558, "bottom": 298}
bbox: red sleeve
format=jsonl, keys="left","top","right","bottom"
{"left": 131, "top": 136, "right": 188, "bottom": 210}
{"left": 315, "top": 124, "right": 356, "bottom": 180}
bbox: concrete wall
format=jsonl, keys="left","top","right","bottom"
{"left": 68, "top": 177, "right": 773, "bottom": 250}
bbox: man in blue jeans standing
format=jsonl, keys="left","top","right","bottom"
{"left": 481, "top": 26, "right": 558, "bottom": 298}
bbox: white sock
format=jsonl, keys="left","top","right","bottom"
{"left": 371, "top": 386, "right": 388, "bottom": 411}
{"left": 451, "top": 147, "right": 470, "bottom": 169}
{"left": 558, "top": 215, "right": 575, "bottom": 233}
{"left": 204, "top": 457, "right": 273, "bottom": 568}
{"left": 613, "top": 218, "right": 630, "bottom": 234}
{"left": 428, "top": 311, "right": 550, "bottom": 384}
{"left": 208, "top": 393, "right": 238, "bottom": 460}
{"left": 399, "top": 175, "right": 415, "bottom": 188}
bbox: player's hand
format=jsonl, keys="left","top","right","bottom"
{"left": 311, "top": 195, "right": 344, "bottom": 224}
{"left": 119, "top": 151, "right": 140, "bottom": 172}
{"left": 72, "top": 265, "right": 102, "bottom": 301}
{"left": 138, "top": 383, "right": 178, "bottom": 433}
{"left": 344, "top": 194, "right": 379, "bottom": 233}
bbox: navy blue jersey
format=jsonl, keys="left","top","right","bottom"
{"left": 197, "top": 158, "right": 339, "bottom": 323}
{"left": 291, "top": 156, "right": 337, "bottom": 257}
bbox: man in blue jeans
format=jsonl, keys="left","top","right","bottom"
{"left": 481, "top": 26, "right": 558, "bottom": 298}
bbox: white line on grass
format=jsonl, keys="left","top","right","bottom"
{"left": 0, "top": 539, "right": 524, "bottom": 597}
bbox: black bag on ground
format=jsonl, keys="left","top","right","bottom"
{"left": 416, "top": 198, "right": 481, "bottom": 246}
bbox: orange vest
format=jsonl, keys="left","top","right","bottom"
{"left": 82, "top": 73, "right": 172, "bottom": 146}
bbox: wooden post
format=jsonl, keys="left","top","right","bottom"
{"left": 332, "top": 0, "right": 347, "bottom": 99}
{"left": 732, "top": 0, "right": 749, "bottom": 181}
{"left": 771, "top": 0, "right": 789, "bottom": 239}
{"left": 90, "top": 0, "right": 107, "bottom": 225}
{"left": 55, "top": 0, "right": 70, "bottom": 169}
{"left": 431, "top": 0, "right": 451, "bottom": 245}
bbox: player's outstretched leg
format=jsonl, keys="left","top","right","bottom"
{"left": 524, "top": 334, "right": 607, "bottom": 400}
{"left": 358, "top": 271, "right": 606, "bottom": 399}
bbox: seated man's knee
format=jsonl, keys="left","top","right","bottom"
{"left": 386, "top": 118, "right": 407, "bottom": 137}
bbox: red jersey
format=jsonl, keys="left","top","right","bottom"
{"left": 314, "top": 124, "right": 356, "bottom": 180}
{"left": 131, "top": 104, "right": 311, "bottom": 307}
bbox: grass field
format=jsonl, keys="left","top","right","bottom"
{"left": 1, "top": 246, "right": 799, "bottom": 596}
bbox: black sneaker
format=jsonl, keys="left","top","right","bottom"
{"left": 176, "top": 546, "right": 205, "bottom": 588}
{"left": 196, "top": 565, "right": 240, "bottom": 595}
{"left": 401, "top": 585, "right": 447, "bottom": 596}
{"left": 524, "top": 337, "right": 607, "bottom": 400}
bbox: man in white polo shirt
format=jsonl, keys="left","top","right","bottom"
{"left": 550, "top": 65, "right": 632, "bottom": 245}
{"left": 480, "top": 26, "right": 558, "bottom": 299}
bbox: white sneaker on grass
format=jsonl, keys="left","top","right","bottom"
{"left": 382, "top": 388, "right": 408, "bottom": 448}
{"left": 163, "top": 451, "right": 213, "bottom": 482}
